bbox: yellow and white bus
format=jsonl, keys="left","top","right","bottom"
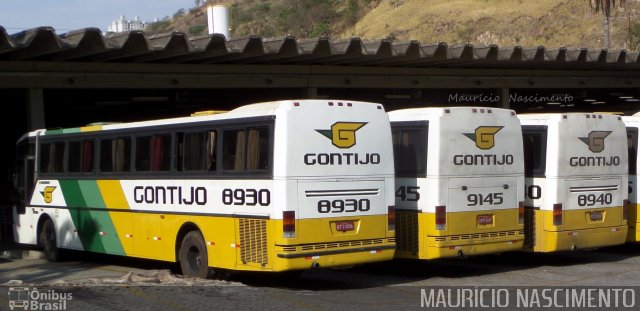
{"left": 11, "top": 100, "right": 396, "bottom": 278}
{"left": 622, "top": 115, "right": 639, "bottom": 242}
{"left": 388, "top": 107, "right": 524, "bottom": 260}
{"left": 519, "top": 113, "right": 628, "bottom": 252}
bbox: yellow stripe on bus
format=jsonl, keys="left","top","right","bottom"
{"left": 97, "top": 180, "right": 134, "bottom": 255}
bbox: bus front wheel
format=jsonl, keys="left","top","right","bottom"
{"left": 178, "top": 231, "right": 213, "bottom": 279}
{"left": 38, "top": 218, "right": 59, "bottom": 262}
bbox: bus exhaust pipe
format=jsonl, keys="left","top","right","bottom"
{"left": 457, "top": 250, "right": 465, "bottom": 258}
{"left": 311, "top": 262, "right": 320, "bottom": 269}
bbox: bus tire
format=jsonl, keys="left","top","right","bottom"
{"left": 38, "top": 218, "right": 60, "bottom": 262}
{"left": 178, "top": 231, "right": 213, "bottom": 279}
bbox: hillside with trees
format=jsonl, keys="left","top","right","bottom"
{"left": 148, "top": 0, "right": 640, "bottom": 50}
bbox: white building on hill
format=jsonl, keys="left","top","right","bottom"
{"left": 107, "top": 16, "right": 147, "bottom": 33}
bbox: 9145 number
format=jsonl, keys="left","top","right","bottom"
{"left": 467, "top": 193, "right": 504, "bottom": 206}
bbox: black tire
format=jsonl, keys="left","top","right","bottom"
{"left": 178, "top": 231, "right": 213, "bottom": 279}
{"left": 39, "top": 218, "right": 59, "bottom": 262}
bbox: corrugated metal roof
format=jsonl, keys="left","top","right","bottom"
{"left": 0, "top": 26, "right": 639, "bottom": 70}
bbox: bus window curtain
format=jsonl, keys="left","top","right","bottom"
{"left": 246, "top": 129, "right": 260, "bottom": 170}
{"left": 82, "top": 140, "right": 93, "bottom": 172}
{"left": 207, "top": 131, "right": 216, "bottom": 171}
{"left": 234, "top": 130, "right": 246, "bottom": 171}
{"left": 152, "top": 135, "right": 164, "bottom": 171}
{"left": 113, "top": 138, "right": 124, "bottom": 172}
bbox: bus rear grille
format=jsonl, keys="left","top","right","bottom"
{"left": 396, "top": 210, "right": 419, "bottom": 254}
{"left": 435, "top": 230, "right": 523, "bottom": 242}
{"left": 296, "top": 238, "right": 389, "bottom": 251}
{"left": 239, "top": 218, "right": 268, "bottom": 266}
{"left": 524, "top": 207, "right": 536, "bottom": 248}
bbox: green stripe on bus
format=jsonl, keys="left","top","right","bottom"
{"left": 59, "top": 180, "right": 125, "bottom": 255}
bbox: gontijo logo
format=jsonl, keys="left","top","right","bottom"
{"left": 453, "top": 126, "right": 514, "bottom": 166}
{"left": 40, "top": 186, "right": 56, "bottom": 204}
{"left": 463, "top": 126, "right": 503, "bottom": 150}
{"left": 579, "top": 131, "right": 612, "bottom": 153}
{"left": 316, "top": 122, "right": 367, "bottom": 149}
{"left": 305, "top": 121, "right": 380, "bottom": 166}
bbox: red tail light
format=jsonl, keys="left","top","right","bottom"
{"left": 623, "top": 199, "right": 629, "bottom": 221}
{"left": 435, "top": 205, "right": 446, "bottom": 230}
{"left": 388, "top": 206, "right": 396, "bottom": 231}
{"left": 553, "top": 203, "right": 563, "bottom": 226}
{"left": 283, "top": 211, "right": 295, "bottom": 238}
{"left": 518, "top": 201, "right": 524, "bottom": 225}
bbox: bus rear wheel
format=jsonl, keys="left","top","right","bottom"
{"left": 178, "top": 231, "right": 213, "bottom": 279}
{"left": 39, "top": 218, "right": 59, "bottom": 262}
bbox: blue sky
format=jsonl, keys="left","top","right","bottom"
{"left": 1, "top": 0, "right": 196, "bottom": 33}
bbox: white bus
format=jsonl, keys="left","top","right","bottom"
{"left": 11, "top": 100, "right": 396, "bottom": 278}
{"left": 622, "top": 115, "right": 639, "bottom": 242}
{"left": 519, "top": 113, "right": 628, "bottom": 252}
{"left": 388, "top": 107, "right": 524, "bottom": 260}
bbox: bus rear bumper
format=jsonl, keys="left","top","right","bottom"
{"left": 395, "top": 232, "right": 524, "bottom": 260}
{"left": 273, "top": 244, "right": 395, "bottom": 271}
{"left": 538, "top": 226, "right": 628, "bottom": 252}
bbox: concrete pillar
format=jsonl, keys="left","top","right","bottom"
{"left": 500, "top": 88, "right": 510, "bottom": 109}
{"left": 26, "top": 88, "right": 45, "bottom": 130}
{"left": 306, "top": 87, "right": 318, "bottom": 99}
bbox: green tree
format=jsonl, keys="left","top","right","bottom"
{"left": 588, "top": 0, "right": 626, "bottom": 49}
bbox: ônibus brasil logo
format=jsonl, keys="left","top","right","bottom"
{"left": 463, "top": 126, "right": 503, "bottom": 150}
{"left": 316, "top": 122, "right": 367, "bottom": 148}
{"left": 579, "top": 131, "right": 612, "bottom": 153}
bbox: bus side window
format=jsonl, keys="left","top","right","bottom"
{"left": 39, "top": 142, "right": 65, "bottom": 173}
{"left": 135, "top": 134, "right": 171, "bottom": 172}
{"left": 177, "top": 130, "right": 217, "bottom": 172}
{"left": 67, "top": 140, "right": 94, "bottom": 173}
{"left": 222, "top": 127, "right": 268, "bottom": 172}
{"left": 100, "top": 137, "right": 131, "bottom": 173}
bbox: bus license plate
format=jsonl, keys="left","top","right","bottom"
{"left": 336, "top": 221, "right": 355, "bottom": 232}
{"left": 477, "top": 214, "right": 493, "bottom": 225}
{"left": 590, "top": 211, "right": 603, "bottom": 221}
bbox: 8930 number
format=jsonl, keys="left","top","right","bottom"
{"left": 222, "top": 188, "right": 270, "bottom": 206}
{"left": 318, "top": 199, "right": 370, "bottom": 213}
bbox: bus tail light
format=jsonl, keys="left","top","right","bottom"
{"left": 283, "top": 211, "right": 296, "bottom": 238}
{"left": 623, "top": 199, "right": 629, "bottom": 221}
{"left": 553, "top": 203, "right": 563, "bottom": 226}
{"left": 435, "top": 205, "right": 446, "bottom": 230}
{"left": 518, "top": 201, "right": 524, "bottom": 225}
{"left": 388, "top": 206, "right": 396, "bottom": 231}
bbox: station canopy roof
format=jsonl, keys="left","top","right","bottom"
{"left": 1, "top": 26, "right": 639, "bottom": 71}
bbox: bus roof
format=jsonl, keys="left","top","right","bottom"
{"left": 388, "top": 106, "right": 515, "bottom": 120}
{"left": 24, "top": 100, "right": 384, "bottom": 138}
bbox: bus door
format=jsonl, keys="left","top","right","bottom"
{"left": 13, "top": 141, "right": 35, "bottom": 215}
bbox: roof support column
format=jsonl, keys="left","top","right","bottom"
{"left": 26, "top": 88, "right": 45, "bottom": 130}
{"left": 306, "top": 87, "right": 318, "bottom": 99}
{"left": 500, "top": 87, "right": 510, "bottom": 109}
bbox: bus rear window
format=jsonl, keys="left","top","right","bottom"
{"left": 522, "top": 126, "right": 547, "bottom": 177}
{"left": 392, "top": 125, "right": 427, "bottom": 177}
{"left": 627, "top": 127, "right": 638, "bottom": 175}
